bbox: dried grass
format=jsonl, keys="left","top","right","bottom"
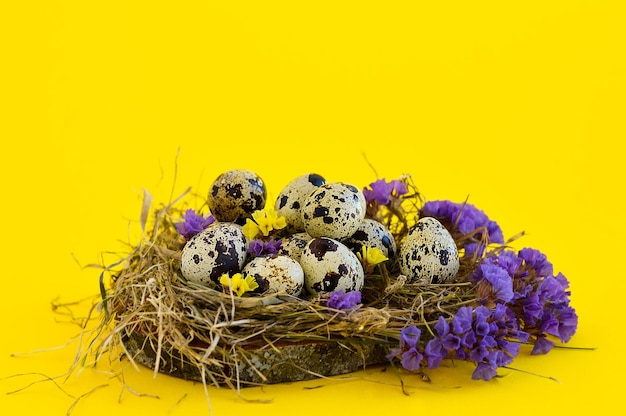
{"left": 79, "top": 175, "right": 496, "bottom": 391}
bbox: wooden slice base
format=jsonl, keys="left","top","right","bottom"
{"left": 123, "top": 332, "right": 389, "bottom": 385}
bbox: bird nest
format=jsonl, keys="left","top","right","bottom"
{"left": 82, "top": 172, "right": 577, "bottom": 391}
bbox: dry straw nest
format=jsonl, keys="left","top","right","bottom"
{"left": 89, "top": 176, "right": 495, "bottom": 390}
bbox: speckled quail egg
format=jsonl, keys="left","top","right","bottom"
{"left": 274, "top": 173, "right": 326, "bottom": 233}
{"left": 301, "top": 182, "right": 366, "bottom": 240}
{"left": 207, "top": 169, "right": 266, "bottom": 222}
{"left": 343, "top": 218, "right": 397, "bottom": 259}
{"left": 300, "top": 237, "right": 364, "bottom": 294}
{"left": 278, "top": 232, "right": 313, "bottom": 261}
{"left": 180, "top": 222, "right": 248, "bottom": 285}
{"left": 243, "top": 255, "right": 304, "bottom": 296}
{"left": 399, "top": 217, "right": 459, "bottom": 284}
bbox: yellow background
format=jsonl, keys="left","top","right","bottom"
{"left": 1, "top": 1, "right": 624, "bottom": 414}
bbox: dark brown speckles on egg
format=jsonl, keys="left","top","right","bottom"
{"left": 351, "top": 230, "right": 368, "bottom": 241}
{"left": 242, "top": 255, "right": 304, "bottom": 296}
{"left": 301, "top": 182, "right": 366, "bottom": 240}
{"left": 278, "top": 232, "right": 313, "bottom": 260}
{"left": 399, "top": 217, "right": 459, "bottom": 284}
{"left": 274, "top": 173, "right": 327, "bottom": 233}
{"left": 252, "top": 274, "right": 271, "bottom": 293}
{"left": 342, "top": 219, "right": 397, "bottom": 259}
{"left": 313, "top": 190, "right": 326, "bottom": 202}
{"left": 308, "top": 237, "right": 338, "bottom": 260}
{"left": 308, "top": 173, "right": 325, "bottom": 186}
{"left": 211, "top": 239, "right": 244, "bottom": 281}
{"left": 279, "top": 195, "right": 289, "bottom": 209}
{"left": 207, "top": 169, "right": 266, "bottom": 222}
{"left": 439, "top": 249, "right": 450, "bottom": 265}
{"left": 225, "top": 183, "right": 243, "bottom": 199}
{"left": 180, "top": 223, "right": 247, "bottom": 286}
{"left": 300, "top": 237, "right": 364, "bottom": 294}
{"left": 312, "top": 272, "right": 341, "bottom": 292}
{"left": 381, "top": 236, "right": 394, "bottom": 256}
{"left": 313, "top": 206, "right": 329, "bottom": 218}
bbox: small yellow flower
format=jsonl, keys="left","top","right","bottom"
{"left": 219, "top": 273, "right": 259, "bottom": 297}
{"left": 242, "top": 219, "right": 261, "bottom": 240}
{"left": 243, "top": 206, "right": 287, "bottom": 239}
{"left": 357, "top": 246, "right": 389, "bottom": 267}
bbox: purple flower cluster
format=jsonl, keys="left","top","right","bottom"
{"left": 174, "top": 209, "right": 215, "bottom": 239}
{"left": 420, "top": 200, "right": 504, "bottom": 255}
{"left": 386, "top": 326, "right": 424, "bottom": 371}
{"left": 471, "top": 248, "right": 578, "bottom": 354}
{"left": 386, "top": 195, "right": 577, "bottom": 380}
{"left": 247, "top": 239, "right": 282, "bottom": 257}
{"left": 426, "top": 305, "right": 529, "bottom": 380}
{"left": 471, "top": 250, "right": 520, "bottom": 303}
{"left": 326, "top": 290, "right": 362, "bottom": 313}
{"left": 388, "top": 247, "right": 578, "bottom": 380}
{"left": 363, "top": 178, "right": 409, "bottom": 206}
{"left": 387, "top": 305, "right": 529, "bottom": 381}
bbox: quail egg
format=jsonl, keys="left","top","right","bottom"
{"left": 300, "top": 237, "right": 364, "bottom": 294}
{"left": 343, "top": 218, "right": 397, "bottom": 259}
{"left": 278, "top": 232, "right": 313, "bottom": 261}
{"left": 399, "top": 217, "right": 459, "bottom": 284}
{"left": 274, "top": 173, "right": 326, "bottom": 233}
{"left": 301, "top": 182, "right": 366, "bottom": 240}
{"left": 180, "top": 222, "right": 248, "bottom": 285}
{"left": 207, "top": 169, "right": 266, "bottom": 222}
{"left": 243, "top": 255, "right": 304, "bottom": 296}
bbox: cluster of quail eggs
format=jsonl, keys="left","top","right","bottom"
{"left": 179, "top": 169, "right": 460, "bottom": 299}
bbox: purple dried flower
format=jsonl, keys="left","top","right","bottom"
{"left": 420, "top": 200, "right": 504, "bottom": 254}
{"left": 472, "top": 363, "right": 498, "bottom": 381}
{"left": 247, "top": 239, "right": 283, "bottom": 257}
{"left": 401, "top": 347, "right": 423, "bottom": 371}
{"left": 326, "top": 290, "right": 362, "bottom": 313}
{"left": 557, "top": 306, "right": 578, "bottom": 343}
{"left": 473, "top": 262, "right": 515, "bottom": 303}
{"left": 495, "top": 250, "right": 523, "bottom": 276}
{"left": 453, "top": 306, "right": 474, "bottom": 334}
{"left": 363, "top": 178, "right": 408, "bottom": 205}
{"left": 531, "top": 335, "right": 555, "bottom": 355}
{"left": 518, "top": 248, "right": 554, "bottom": 277}
{"left": 386, "top": 325, "right": 425, "bottom": 371}
{"left": 473, "top": 248, "right": 578, "bottom": 354}
{"left": 175, "top": 209, "right": 215, "bottom": 239}
{"left": 400, "top": 325, "right": 421, "bottom": 349}
{"left": 422, "top": 304, "right": 528, "bottom": 381}
{"left": 442, "top": 333, "right": 461, "bottom": 350}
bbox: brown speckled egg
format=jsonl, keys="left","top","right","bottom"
{"left": 243, "top": 255, "right": 304, "bottom": 296}
{"left": 278, "top": 232, "right": 313, "bottom": 261}
{"left": 301, "top": 182, "right": 366, "bottom": 240}
{"left": 300, "top": 237, "right": 364, "bottom": 294}
{"left": 343, "top": 218, "right": 397, "bottom": 259}
{"left": 207, "top": 169, "right": 266, "bottom": 222}
{"left": 274, "top": 173, "right": 326, "bottom": 233}
{"left": 399, "top": 217, "right": 459, "bottom": 284}
{"left": 180, "top": 222, "right": 247, "bottom": 285}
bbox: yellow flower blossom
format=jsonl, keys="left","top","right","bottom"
{"left": 242, "top": 219, "right": 261, "bottom": 240}
{"left": 219, "top": 273, "right": 259, "bottom": 297}
{"left": 357, "top": 246, "right": 389, "bottom": 267}
{"left": 242, "top": 206, "right": 287, "bottom": 239}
